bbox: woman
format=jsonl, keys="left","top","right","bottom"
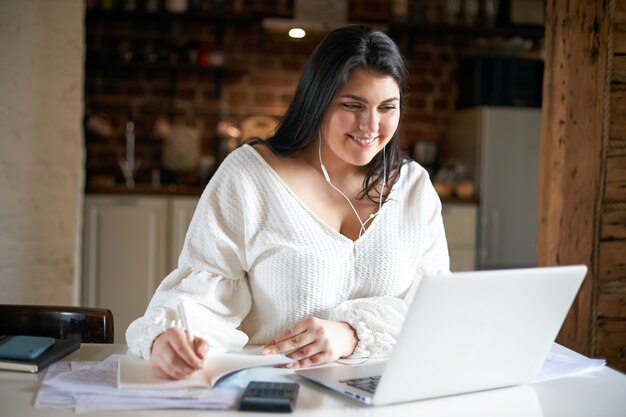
{"left": 126, "top": 25, "right": 449, "bottom": 380}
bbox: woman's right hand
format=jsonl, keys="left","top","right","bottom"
{"left": 149, "top": 328, "right": 209, "bottom": 379}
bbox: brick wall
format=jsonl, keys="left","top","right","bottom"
{"left": 84, "top": 1, "right": 462, "bottom": 186}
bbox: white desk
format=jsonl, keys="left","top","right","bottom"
{"left": 1, "top": 344, "right": 626, "bottom": 417}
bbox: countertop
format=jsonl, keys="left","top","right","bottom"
{"left": 85, "top": 184, "right": 205, "bottom": 196}
{"left": 85, "top": 184, "right": 479, "bottom": 204}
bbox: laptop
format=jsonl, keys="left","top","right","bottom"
{"left": 296, "top": 265, "right": 587, "bottom": 406}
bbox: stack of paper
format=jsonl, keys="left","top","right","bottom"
{"left": 35, "top": 356, "right": 238, "bottom": 412}
{"left": 35, "top": 349, "right": 294, "bottom": 412}
{"left": 533, "top": 344, "right": 606, "bottom": 383}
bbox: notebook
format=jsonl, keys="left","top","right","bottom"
{"left": 0, "top": 337, "right": 81, "bottom": 373}
{"left": 296, "top": 265, "right": 587, "bottom": 406}
{"left": 118, "top": 347, "right": 295, "bottom": 390}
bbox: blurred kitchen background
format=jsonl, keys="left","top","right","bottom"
{"left": 79, "top": 0, "right": 547, "bottom": 341}
{"left": 83, "top": 0, "right": 544, "bottom": 193}
{"left": 2, "top": 0, "right": 548, "bottom": 341}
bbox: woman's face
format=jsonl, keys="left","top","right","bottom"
{"left": 320, "top": 68, "right": 401, "bottom": 169}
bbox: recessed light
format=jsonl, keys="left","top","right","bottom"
{"left": 288, "top": 28, "right": 306, "bottom": 39}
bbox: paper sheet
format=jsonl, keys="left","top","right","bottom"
{"left": 35, "top": 355, "right": 241, "bottom": 411}
{"left": 533, "top": 344, "right": 606, "bottom": 383}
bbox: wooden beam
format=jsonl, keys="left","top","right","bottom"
{"left": 614, "top": 56, "right": 626, "bottom": 84}
{"left": 617, "top": 1, "right": 626, "bottom": 22}
{"left": 601, "top": 210, "right": 626, "bottom": 240}
{"left": 607, "top": 155, "right": 626, "bottom": 183}
{"left": 615, "top": 25, "right": 626, "bottom": 54}
{"left": 612, "top": 91, "right": 626, "bottom": 122}
{"left": 596, "top": 319, "right": 626, "bottom": 369}
{"left": 605, "top": 181, "right": 626, "bottom": 201}
{"left": 609, "top": 122, "right": 626, "bottom": 142}
{"left": 599, "top": 240, "right": 626, "bottom": 282}
{"left": 537, "top": 0, "right": 610, "bottom": 355}
{"left": 597, "top": 293, "right": 626, "bottom": 318}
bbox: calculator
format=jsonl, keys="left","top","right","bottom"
{"left": 238, "top": 381, "right": 299, "bottom": 413}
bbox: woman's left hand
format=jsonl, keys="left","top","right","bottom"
{"left": 262, "top": 317, "right": 358, "bottom": 368}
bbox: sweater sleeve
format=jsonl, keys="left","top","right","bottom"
{"left": 126, "top": 153, "right": 253, "bottom": 360}
{"left": 329, "top": 176, "right": 450, "bottom": 358}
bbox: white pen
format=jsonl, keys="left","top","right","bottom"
{"left": 177, "top": 302, "right": 195, "bottom": 344}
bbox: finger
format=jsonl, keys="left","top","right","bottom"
{"left": 286, "top": 341, "right": 321, "bottom": 362}
{"left": 150, "top": 361, "right": 192, "bottom": 380}
{"left": 151, "top": 351, "right": 195, "bottom": 380}
{"left": 160, "top": 345, "right": 197, "bottom": 376}
{"left": 264, "top": 317, "right": 319, "bottom": 354}
{"left": 150, "top": 362, "right": 174, "bottom": 380}
{"left": 167, "top": 330, "right": 203, "bottom": 369}
{"left": 295, "top": 351, "right": 328, "bottom": 369}
{"left": 150, "top": 330, "right": 198, "bottom": 380}
{"left": 194, "top": 338, "right": 210, "bottom": 359}
{"left": 266, "top": 328, "right": 315, "bottom": 355}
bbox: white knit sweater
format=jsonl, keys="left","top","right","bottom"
{"left": 126, "top": 144, "right": 450, "bottom": 360}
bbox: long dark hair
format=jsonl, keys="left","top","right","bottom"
{"left": 255, "top": 25, "right": 409, "bottom": 203}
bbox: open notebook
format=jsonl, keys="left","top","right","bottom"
{"left": 118, "top": 347, "right": 294, "bottom": 390}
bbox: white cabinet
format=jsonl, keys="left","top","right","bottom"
{"left": 82, "top": 195, "right": 199, "bottom": 343}
{"left": 168, "top": 197, "right": 200, "bottom": 271}
{"left": 442, "top": 204, "right": 477, "bottom": 272}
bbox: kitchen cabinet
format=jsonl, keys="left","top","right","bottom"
{"left": 82, "top": 195, "right": 199, "bottom": 343}
{"left": 442, "top": 203, "right": 477, "bottom": 271}
{"left": 168, "top": 196, "right": 200, "bottom": 270}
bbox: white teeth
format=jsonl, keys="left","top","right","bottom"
{"left": 351, "top": 136, "right": 376, "bottom": 144}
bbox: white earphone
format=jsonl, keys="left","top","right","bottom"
{"left": 318, "top": 135, "right": 386, "bottom": 238}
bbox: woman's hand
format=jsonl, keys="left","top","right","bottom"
{"left": 262, "top": 317, "right": 358, "bottom": 368}
{"left": 149, "top": 328, "right": 209, "bottom": 379}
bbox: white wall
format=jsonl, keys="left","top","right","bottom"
{"left": 0, "top": 0, "right": 84, "bottom": 304}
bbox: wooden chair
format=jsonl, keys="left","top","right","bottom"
{"left": 0, "top": 305, "right": 114, "bottom": 343}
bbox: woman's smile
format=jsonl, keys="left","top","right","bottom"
{"left": 348, "top": 134, "right": 378, "bottom": 147}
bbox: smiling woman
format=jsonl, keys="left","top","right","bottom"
{"left": 321, "top": 69, "right": 400, "bottom": 169}
{"left": 126, "top": 25, "right": 450, "bottom": 380}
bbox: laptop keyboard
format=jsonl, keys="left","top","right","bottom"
{"left": 339, "top": 375, "right": 381, "bottom": 394}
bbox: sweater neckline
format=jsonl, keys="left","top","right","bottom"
{"left": 242, "top": 144, "right": 390, "bottom": 245}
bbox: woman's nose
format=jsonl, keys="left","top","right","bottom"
{"left": 358, "top": 109, "right": 379, "bottom": 133}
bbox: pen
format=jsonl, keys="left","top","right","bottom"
{"left": 177, "top": 302, "right": 195, "bottom": 344}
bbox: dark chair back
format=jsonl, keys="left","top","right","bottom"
{"left": 0, "top": 305, "right": 114, "bottom": 343}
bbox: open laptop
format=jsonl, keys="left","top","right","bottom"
{"left": 296, "top": 265, "right": 587, "bottom": 406}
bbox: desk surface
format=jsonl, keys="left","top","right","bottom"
{"left": 1, "top": 344, "right": 625, "bottom": 417}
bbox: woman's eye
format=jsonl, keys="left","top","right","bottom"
{"left": 379, "top": 105, "right": 397, "bottom": 113}
{"left": 341, "top": 103, "right": 361, "bottom": 110}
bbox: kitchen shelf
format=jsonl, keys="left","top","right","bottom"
{"left": 85, "top": 59, "right": 245, "bottom": 73}
{"left": 86, "top": 59, "right": 245, "bottom": 99}
{"left": 390, "top": 23, "right": 545, "bottom": 57}
{"left": 391, "top": 23, "right": 545, "bottom": 39}
{"left": 85, "top": 98, "right": 287, "bottom": 119}
{"left": 85, "top": 8, "right": 256, "bottom": 100}
{"left": 85, "top": 10, "right": 257, "bottom": 25}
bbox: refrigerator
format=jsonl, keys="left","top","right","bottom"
{"left": 445, "top": 106, "right": 541, "bottom": 270}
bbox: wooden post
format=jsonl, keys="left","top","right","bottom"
{"left": 536, "top": 0, "right": 610, "bottom": 355}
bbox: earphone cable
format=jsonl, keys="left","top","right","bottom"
{"left": 318, "top": 136, "right": 386, "bottom": 238}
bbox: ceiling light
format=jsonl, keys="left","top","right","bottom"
{"left": 288, "top": 28, "right": 306, "bottom": 38}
